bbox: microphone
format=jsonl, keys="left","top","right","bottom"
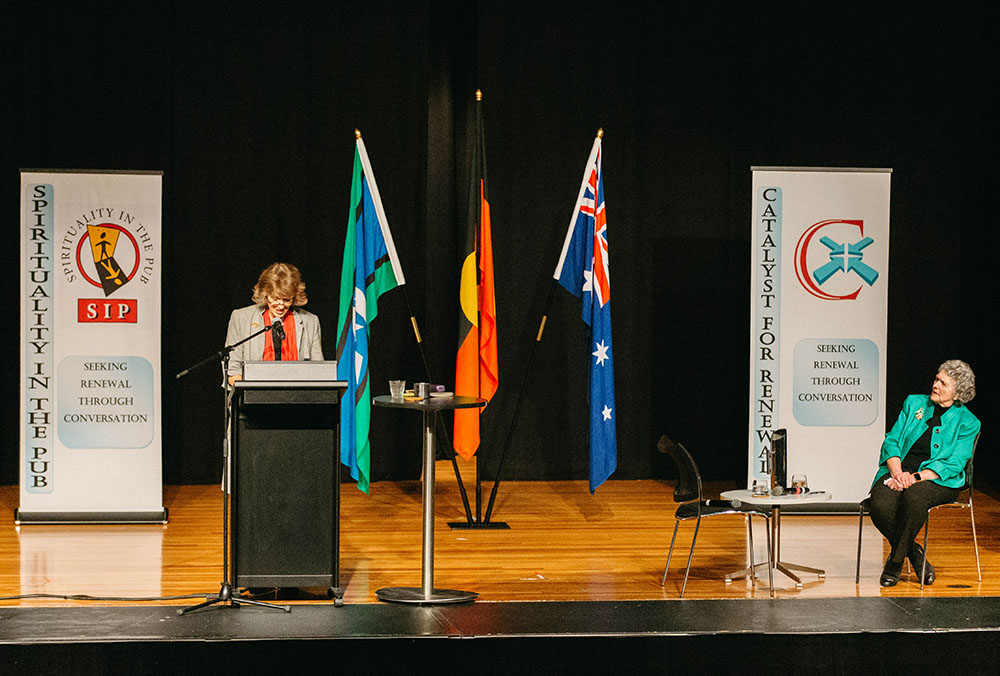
{"left": 704, "top": 499, "right": 741, "bottom": 508}
{"left": 271, "top": 318, "right": 285, "bottom": 341}
{"left": 771, "top": 485, "right": 809, "bottom": 496}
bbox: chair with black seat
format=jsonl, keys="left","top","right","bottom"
{"left": 856, "top": 433, "right": 981, "bottom": 588}
{"left": 658, "top": 434, "right": 774, "bottom": 598}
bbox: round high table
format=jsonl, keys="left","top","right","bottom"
{"left": 372, "top": 394, "right": 485, "bottom": 604}
{"left": 720, "top": 488, "right": 832, "bottom": 587}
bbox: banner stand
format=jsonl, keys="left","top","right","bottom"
{"left": 19, "top": 170, "right": 165, "bottom": 524}
{"left": 749, "top": 167, "right": 891, "bottom": 509}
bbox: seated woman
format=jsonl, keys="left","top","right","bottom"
{"left": 868, "top": 359, "right": 980, "bottom": 587}
{"left": 225, "top": 262, "right": 323, "bottom": 385}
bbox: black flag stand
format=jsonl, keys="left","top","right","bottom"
{"left": 399, "top": 287, "right": 477, "bottom": 525}
{"left": 445, "top": 89, "right": 509, "bottom": 530}
{"left": 481, "top": 279, "right": 559, "bottom": 525}
{"left": 448, "top": 201, "right": 509, "bottom": 530}
{"left": 481, "top": 127, "right": 608, "bottom": 522}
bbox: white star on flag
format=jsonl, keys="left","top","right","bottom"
{"left": 353, "top": 288, "right": 367, "bottom": 333}
{"left": 592, "top": 340, "right": 610, "bottom": 366}
{"left": 551, "top": 135, "right": 617, "bottom": 492}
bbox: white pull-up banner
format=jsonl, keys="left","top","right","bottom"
{"left": 19, "top": 170, "right": 165, "bottom": 523}
{"left": 749, "top": 167, "right": 891, "bottom": 505}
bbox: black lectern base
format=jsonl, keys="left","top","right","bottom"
{"left": 244, "top": 586, "right": 346, "bottom": 606}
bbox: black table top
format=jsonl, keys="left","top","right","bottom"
{"left": 372, "top": 394, "right": 486, "bottom": 411}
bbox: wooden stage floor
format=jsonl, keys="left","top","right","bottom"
{"left": 2, "top": 460, "right": 998, "bottom": 608}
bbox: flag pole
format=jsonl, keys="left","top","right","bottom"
{"left": 483, "top": 127, "right": 605, "bottom": 522}
{"left": 448, "top": 90, "right": 508, "bottom": 529}
{"left": 474, "top": 88, "right": 485, "bottom": 525}
{"left": 483, "top": 278, "right": 558, "bottom": 523}
{"left": 351, "top": 128, "right": 473, "bottom": 522}
{"left": 400, "top": 285, "right": 476, "bottom": 525}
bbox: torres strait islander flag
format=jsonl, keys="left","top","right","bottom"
{"left": 454, "top": 91, "right": 499, "bottom": 460}
{"left": 336, "top": 131, "right": 406, "bottom": 493}
{"left": 553, "top": 132, "right": 617, "bottom": 492}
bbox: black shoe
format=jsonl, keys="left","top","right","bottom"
{"left": 908, "top": 545, "right": 935, "bottom": 585}
{"left": 880, "top": 561, "right": 903, "bottom": 587}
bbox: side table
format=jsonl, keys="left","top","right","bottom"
{"left": 372, "top": 394, "right": 485, "bottom": 603}
{"left": 720, "top": 489, "right": 832, "bottom": 587}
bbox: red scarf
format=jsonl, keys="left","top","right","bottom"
{"left": 262, "top": 309, "right": 298, "bottom": 361}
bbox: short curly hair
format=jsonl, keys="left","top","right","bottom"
{"left": 938, "top": 359, "right": 976, "bottom": 404}
{"left": 251, "top": 262, "right": 308, "bottom": 307}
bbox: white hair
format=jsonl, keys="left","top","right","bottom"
{"left": 938, "top": 359, "right": 976, "bottom": 404}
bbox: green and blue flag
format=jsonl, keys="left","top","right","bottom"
{"left": 336, "top": 134, "right": 405, "bottom": 493}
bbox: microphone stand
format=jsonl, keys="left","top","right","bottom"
{"left": 176, "top": 324, "right": 290, "bottom": 614}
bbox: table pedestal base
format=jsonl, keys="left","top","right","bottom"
{"left": 376, "top": 587, "right": 478, "bottom": 604}
{"left": 720, "top": 499, "right": 827, "bottom": 589}
{"left": 726, "top": 561, "right": 825, "bottom": 587}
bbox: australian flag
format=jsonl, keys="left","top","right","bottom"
{"left": 553, "top": 134, "right": 617, "bottom": 492}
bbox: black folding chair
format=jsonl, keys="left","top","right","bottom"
{"left": 659, "top": 435, "right": 774, "bottom": 598}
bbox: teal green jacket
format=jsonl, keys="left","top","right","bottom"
{"left": 872, "top": 394, "right": 980, "bottom": 489}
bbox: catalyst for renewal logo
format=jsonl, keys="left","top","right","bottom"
{"left": 794, "top": 219, "right": 879, "bottom": 301}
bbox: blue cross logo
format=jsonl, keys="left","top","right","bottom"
{"left": 813, "top": 236, "right": 879, "bottom": 286}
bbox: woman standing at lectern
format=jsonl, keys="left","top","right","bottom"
{"left": 868, "top": 359, "right": 980, "bottom": 587}
{"left": 225, "top": 262, "right": 324, "bottom": 386}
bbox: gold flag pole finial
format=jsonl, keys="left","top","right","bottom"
{"left": 597, "top": 128, "right": 604, "bottom": 139}
{"left": 476, "top": 89, "right": 483, "bottom": 101}
{"left": 355, "top": 128, "right": 362, "bottom": 139}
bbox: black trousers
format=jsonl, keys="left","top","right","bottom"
{"left": 868, "top": 479, "right": 959, "bottom": 565}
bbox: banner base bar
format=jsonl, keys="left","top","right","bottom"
{"left": 14, "top": 508, "right": 169, "bottom": 525}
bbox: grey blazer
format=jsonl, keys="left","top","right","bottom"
{"left": 225, "top": 305, "right": 324, "bottom": 377}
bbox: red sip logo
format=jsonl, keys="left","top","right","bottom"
{"left": 78, "top": 298, "right": 138, "bottom": 323}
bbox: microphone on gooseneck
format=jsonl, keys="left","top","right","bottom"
{"left": 271, "top": 319, "right": 285, "bottom": 360}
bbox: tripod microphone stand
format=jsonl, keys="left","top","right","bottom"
{"left": 176, "top": 324, "right": 290, "bottom": 614}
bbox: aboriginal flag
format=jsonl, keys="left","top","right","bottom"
{"left": 453, "top": 91, "right": 499, "bottom": 460}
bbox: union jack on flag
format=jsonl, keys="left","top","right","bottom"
{"left": 553, "top": 133, "right": 617, "bottom": 492}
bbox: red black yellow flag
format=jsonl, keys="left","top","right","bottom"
{"left": 454, "top": 90, "right": 499, "bottom": 460}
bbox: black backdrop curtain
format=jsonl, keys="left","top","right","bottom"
{"left": 2, "top": 2, "right": 997, "bottom": 488}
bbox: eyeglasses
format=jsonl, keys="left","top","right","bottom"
{"left": 267, "top": 295, "right": 294, "bottom": 307}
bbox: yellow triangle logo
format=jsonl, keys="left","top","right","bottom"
{"left": 87, "top": 225, "right": 121, "bottom": 263}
